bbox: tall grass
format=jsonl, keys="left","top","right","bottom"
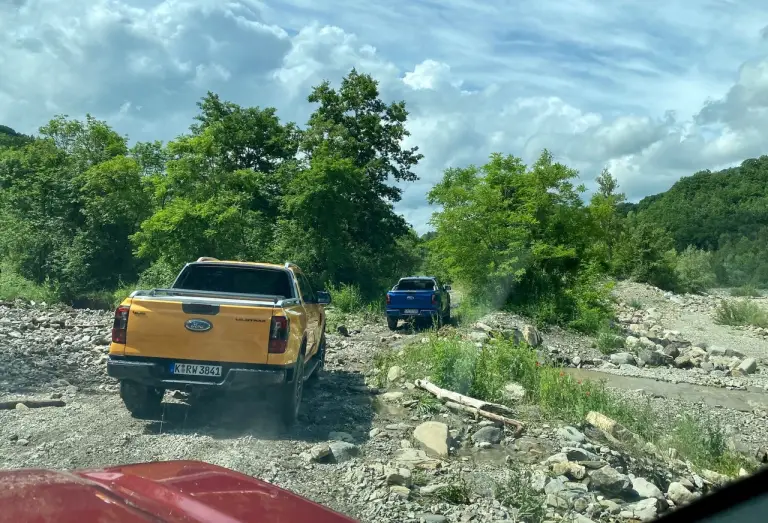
{"left": 714, "top": 299, "right": 768, "bottom": 328}
{"left": 0, "top": 265, "right": 58, "bottom": 303}
{"left": 375, "top": 334, "right": 750, "bottom": 475}
{"left": 731, "top": 285, "right": 762, "bottom": 298}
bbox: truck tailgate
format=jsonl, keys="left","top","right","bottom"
{"left": 121, "top": 298, "right": 275, "bottom": 364}
{"left": 389, "top": 290, "right": 435, "bottom": 309}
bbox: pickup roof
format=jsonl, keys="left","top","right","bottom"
{"left": 107, "top": 259, "right": 331, "bottom": 426}
{"left": 385, "top": 276, "right": 451, "bottom": 330}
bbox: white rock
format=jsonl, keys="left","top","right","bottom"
{"left": 413, "top": 421, "right": 450, "bottom": 457}
{"left": 667, "top": 481, "right": 698, "bottom": 506}
{"left": 632, "top": 477, "right": 664, "bottom": 499}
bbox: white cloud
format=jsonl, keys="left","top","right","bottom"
{"left": 3, "top": 0, "right": 768, "bottom": 233}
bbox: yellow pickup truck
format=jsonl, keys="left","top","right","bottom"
{"left": 107, "top": 258, "right": 330, "bottom": 426}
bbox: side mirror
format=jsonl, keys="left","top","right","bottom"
{"left": 444, "top": 285, "right": 452, "bottom": 291}
{"left": 316, "top": 291, "right": 331, "bottom": 305}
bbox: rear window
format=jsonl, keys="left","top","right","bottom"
{"left": 174, "top": 265, "right": 294, "bottom": 298}
{"left": 396, "top": 279, "right": 436, "bottom": 291}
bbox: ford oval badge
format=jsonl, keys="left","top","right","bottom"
{"left": 185, "top": 318, "right": 213, "bottom": 332}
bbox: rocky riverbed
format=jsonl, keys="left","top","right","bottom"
{"left": 1, "top": 287, "right": 768, "bottom": 522}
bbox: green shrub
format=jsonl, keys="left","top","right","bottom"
{"left": 714, "top": 299, "right": 768, "bottom": 328}
{"left": 327, "top": 283, "right": 365, "bottom": 314}
{"left": 731, "top": 285, "right": 762, "bottom": 298}
{"left": 495, "top": 467, "right": 546, "bottom": 522}
{"left": 0, "top": 264, "right": 58, "bottom": 303}
{"left": 596, "top": 328, "right": 625, "bottom": 355}
{"left": 138, "top": 259, "right": 179, "bottom": 288}
{"left": 434, "top": 478, "right": 471, "bottom": 504}
{"left": 667, "top": 413, "right": 753, "bottom": 475}
{"left": 675, "top": 246, "right": 716, "bottom": 293}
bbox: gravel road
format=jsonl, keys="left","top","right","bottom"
{"left": 2, "top": 286, "right": 768, "bottom": 523}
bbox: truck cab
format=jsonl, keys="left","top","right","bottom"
{"left": 385, "top": 276, "right": 451, "bottom": 330}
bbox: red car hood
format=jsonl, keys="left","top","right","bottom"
{"left": 0, "top": 460, "right": 358, "bottom": 523}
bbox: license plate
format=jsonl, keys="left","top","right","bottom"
{"left": 171, "top": 363, "right": 222, "bottom": 377}
{"left": 404, "top": 309, "right": 419, "bottom": 315}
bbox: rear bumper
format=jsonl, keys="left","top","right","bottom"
{"left": 386, "top": 308, "right": 439, "bottom": 319}
{"left": 107, "top": 356, "right": 292, "bottom": 391}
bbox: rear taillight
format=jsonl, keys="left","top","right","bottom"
{"left": 269, "top": 316, "right": 290, "bottom": 354}
{"left": 111, "top": 305, "right": 130, "bottom": 344}
{"left": 386, "top": 293, "right": 391, "bottom": 305}
{"left": 431, "top": 294, "right": 438, "bottom": 306}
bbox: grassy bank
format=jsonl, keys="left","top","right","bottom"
{"left": 374, "top": 333, "right": 751, "bottom": 476}
{"left": 715, "top": 299, "right": 768, "bottom": 328}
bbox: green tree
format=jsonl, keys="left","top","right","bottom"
{"left": 612, "top": 214, "right": 679, "bottom": 290}
{"left": 272, "top": 70, "right": 423, "bottom": 296}
{"left": 427, "top": 150, "right": 610, "bottom": 330}
{"left": 587, "top": 168, "right": 626, "bottom": 269}
{"left": 132, "top": 94, "right": 300, "bottom": 268}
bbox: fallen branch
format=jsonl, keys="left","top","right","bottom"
{"left": 445, "top": 401, "right": 525, "bottom": 437}
{"left": 415, "top": 378, "right": 524, "bottom": 436}
{"left": 0, "top": 400, "right": 66, "bottom": 410}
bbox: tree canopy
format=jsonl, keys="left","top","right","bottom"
{"left": 1, "top": 67, "right": 767, "bottom": 319}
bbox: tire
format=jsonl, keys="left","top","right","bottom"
{"left": 387, "top": 317, "right": 398, "bottom": 331}
{"left": 307, "top": 334, "right": 326, "bottom": 381}
{"left": 280, "top": 349, "right": 306, "bottom": 427}
{"left": 119, "top": 380, "right": 164, "bottom": 418}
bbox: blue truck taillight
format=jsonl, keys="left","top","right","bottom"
{"left": 431, "top": 294, "right": 437, "bottom": 306}
{"left": 386, "top": 293, "right": 391, "bottom": 305}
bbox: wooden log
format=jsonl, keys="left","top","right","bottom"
{"left": 415, "top": 378, "right": 516, "bottom": 416}
{"left": 444, "top": 401, "right": 525, "bottom": 437}
{"left": 415, "top": 378, "right": 524, "bottom": 436}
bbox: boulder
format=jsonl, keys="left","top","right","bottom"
{"left": 737, "top": 357, "right": 757, "bottom": 375}
{"left": 610, "top": 352, "right": 637, "bottom": 366}
{"left": 413, "top": 421, "right": 450, "bottom": 457}
{"left": 522, "top": 324, "right": 543, "bottom": 347}
{"left": 632, "top": 477, "right": 664, "bottom": 499}
{"left": 589, "top": 465, "right": 631, "bottom": 495}
{"left": 667, "top": 481, "right": 698, "bottom": 506}
{"left": 472, "top": 426, "right": 503, "bottom": 445}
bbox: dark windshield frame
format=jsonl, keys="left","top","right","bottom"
{"left": 395, "top": 278, "right": 437, "bottom": 291}
{"left": 172, "top": 263, "right": 296, "bottom": 299}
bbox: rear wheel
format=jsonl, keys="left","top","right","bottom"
{"left": 387, "top": 317, "right": 398, "bottom": 331}
{"left": 119, "top": 380, "right": 164, "bottom": 418}
{"left": 307, "top": 334, "right": 326, "bottom": 381}
{"left": 280, "top": 350, "right": 305, "bottom": 427}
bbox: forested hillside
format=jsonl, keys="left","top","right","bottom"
{"left": 622, "top": 158, "right": 768, "bottom": 287}
{"left": 0, "top": 67, "right": 765, "bottom": 331}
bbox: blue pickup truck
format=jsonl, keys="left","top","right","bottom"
{"left": 385, "top": 276, "right": 452, "bottom": 330}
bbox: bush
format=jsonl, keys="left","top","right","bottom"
{"left": 595, "top": 327, "right": 625, "bottom": 355}
{"left": 667, "top": 413, "right": 752, "bottom": 475}
{"left": 137, "top": 259, "right": 179, "bottom": 288}
{"left": 675, "top": 246, "right": 716, "bottom": 293}
{"left": 327, "top": 283, "right": 365, "bottom": 314}
{"left": 0, "top": 264, "right": 58, "bottom": 303}
{"left": 495, "top": 467, "right": 546, "bottom": 522}
{"left": 731, "top": 284, "right": 762, "bottom": 297}
{"left": 612, "top": 219, "right": 680, "bottom": 291}
{"left": 714, "top": 299, "right": 768, "bottom": 328}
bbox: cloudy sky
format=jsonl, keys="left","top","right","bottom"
{"left": 2, "top": 0, "right": 768, "bottom": 232}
